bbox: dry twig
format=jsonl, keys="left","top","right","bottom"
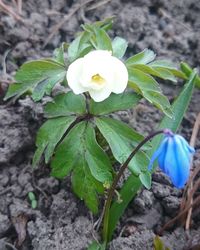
{"left": 0, "top": 0, "right": 22, "bottom": 21}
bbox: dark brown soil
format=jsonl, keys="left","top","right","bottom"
{"left": 0, "top": 0, "right": 200, "bottom": 249}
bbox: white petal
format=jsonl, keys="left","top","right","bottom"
{"left": 89, "top": 87, "right": 112, "bottom": 102}
{"left": 110, "top": 57, "right": 128, "bottom": 94}
{"left": 66, "top": 58, "right": 86, "bottom": 94}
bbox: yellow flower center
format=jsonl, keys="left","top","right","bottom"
{"left": 91, "top": 74, "right": 105, "bottom": 85}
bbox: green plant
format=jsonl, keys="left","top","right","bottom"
{"left": 4, "top": 18, "right": 199, "bottom": 248}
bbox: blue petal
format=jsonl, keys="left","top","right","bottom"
{"left": 148, "top": 137, "right": 168, "bottom": 171}
{"left": 162, "top": 137, "right": 179, "bottom": 184}
{"left": 157, "top": 137, "right": 169, "bottom": 173}
{"left": 175, "top": 135, "right": 195, "bottom": 154}
{"left": 173, "top": 136, "right": 191, "bottom": 188}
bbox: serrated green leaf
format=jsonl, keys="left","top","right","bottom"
{"left": 72, "top": 158, "right": 100, "bottom": 214}
{"left": 112, "top": 36, "right": 128, "bottom": 58}
{"left": 85, "top": 126, "right": 113, "bottom": 184}
{"left": 51, "top": 121, "right": 109, "bottom": 213}
{"left": 53, "top": 42, "right": 68, "bottom": 65}
{"left": 126, "top": 49, "right": 156, "bottom": 66}
{"left": 139, "top": 172, "right": 151, "bottom": 189}
{"left": 95, "top": 117, "right": 150, "bottom": 174}
{"left": 44, "top": 92, "right": 86, "bottom": 118}
{"left": 5, "top": 60, "right": 66, "bottom": 101}
{"left": 143, "top": 91, "right": 173, "bottom": 118}
{"left": 107, "top": 71, "right": 197, "bottom": 242}
{"left": 91, "top": 27, "right": 112, "bottom": 51}
{"left": 149, "top": 60, "right": 187, "bottom": 79}
{"left": 128, "top": 68, "right": 172, "bottom": 117}
{"left": 33, "top": 116, "right": 75, "bottom": 166}
{"left": 4, "top": 82, "right": 32, "bottom": 101}
{"left": 128, "top": 68, "right": 161, "bottom": 92}
{"left": 68, "top": 32, "right": 93, "bottom": 62}
{"left": 131, "top": 64, "right": 177, "bottom": 82}
{"left": 90, "top": 92, "right": 141, "bottom": 115}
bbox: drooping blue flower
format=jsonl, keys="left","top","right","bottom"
{"left": 148, "top": 130, "right": 195, "bottom": 188}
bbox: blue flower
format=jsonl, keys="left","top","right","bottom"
{"left": 148, "top": 130, "right": 195, "bottom": 188}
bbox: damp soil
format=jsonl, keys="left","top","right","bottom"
{"left": 0, "top": 0, "right": 200, "bottom": 249}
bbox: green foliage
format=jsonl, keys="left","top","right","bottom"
{"left": 4, "top": 60, "right": 66, "bottom": 101}
{"left": 44, "top": 92, "right": 86, "bottom": 118}
{"left": 33, "top": 116, "right": 76, "bottom": 166}
{"left": 112, "top": 36, "right": 128, "bottom": 58}
{"left": 90, "top": 92, "right": 141, "bottom": 115}
{"left": 28, "top": 192, "right": 37, "bottom": 209}
{"left": 51, "top": 122, "right": 112, "bottom": 213}
{"left": 95, "top": 117, "right": 151, "bottom": 176}
{"left": 126, "top": 48, "right": 156, "bottom": 65}
{"left": 180, "top": 62, "right": 200, "bottom": 88}
{"left": 154, "top": 236, "right": 171, "bottom": 250}
{"left": 128, "top": 68, "right": 173, "bottom": 117}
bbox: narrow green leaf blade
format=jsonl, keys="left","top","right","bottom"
{"left": 90, "top": 92, "right": 141, "bottom": 115}
{"left": 44, "top": 92, "right": 86, "bottom": 118}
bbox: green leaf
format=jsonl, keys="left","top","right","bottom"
{"left": 51, "top": 122, "right": 112, "bottom": 213}
{"left": 154, "top": 236, "right": 171, "bottom": 250}
{"left": 91, "top": 27, "right": 112, "bottom": 51}
{"left": 107, "top": 70, "right": 197, "bottom": 241}
{"left": 128, "top": 68, "right": 172, "bottom": 117}
{"left": 139, "top": 172, "right": 151, "bottom": 189}
{"left": 44, "top": 92, "right": 86, "bottom": 118}
{"left": 71, "top": 158, "right": 101, "bottom": 214}
{"left": 68, "top": 32, "right": 93, "bottom": 62}
{"left": 4, "top": 82, "right": 32, "bottom": 101}
{"left": 149, "top": 60, "right": 187, "bottom": 79}
{"left": 180, "top": 62, "right": 200, "bottom": 88}
{"left": 95, "top": 117, "right": 150, "bottom": 174}
{"left": 5, "top": 60, "right": 66, "bottom": 101}
{"left": 131, "top": 64, "right": 177, "bottom": 82}
{"left": 87, "top": 241, "right": 106, "bottom": 250}
{"left": 31, "top": 200, "right": 37, "bottom": 209}
{"left": 53, "top": 42, "right": 68, "bottom": 65}
{"left": 126, "top": 49, "right": 156, "bottom": 66}
{"left": 112, "top": 36, "right": 128, "bottom": 58}
{"left": 33, "top": 116, "right": 76, "bottom": 166}
{"left": 90, "top": 92, "right": 141, "bottom": 115}
{"left": 28, "top": 192, "right": 36, "bottom": 201}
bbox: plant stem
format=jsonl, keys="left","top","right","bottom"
{"left": 102, "top": 129, "right": 164, "bottom": 243}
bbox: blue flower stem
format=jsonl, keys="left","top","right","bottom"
{"left": 102, "top": 129, "right": 165, "bottom": 244}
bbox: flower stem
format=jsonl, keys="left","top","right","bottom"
{"left": 102, "top": 129, "right": 165, "bottom": 243}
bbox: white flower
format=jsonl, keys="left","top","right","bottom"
{"left": 66, "top": 50, "right": 128, "bottom": 102}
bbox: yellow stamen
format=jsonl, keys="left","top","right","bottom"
{"left": 91, "top": 74, "right": 105, "bottom": 85}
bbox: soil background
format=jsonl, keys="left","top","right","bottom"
{"left": 0, "top": 0, "right": 200, "bottom": 249}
